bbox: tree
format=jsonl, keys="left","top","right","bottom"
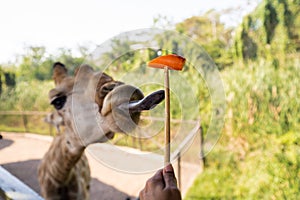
{"left": 4, "top": 72, "right": 16, "bottom": 88}
{"left": 54, "top": 48, "right": 85, "bottom": 75}
{"left": 232, "top": 0, "right": 299, "bottom": 63}
{"left": 233, "top": 16, "right": 258, "bottom": 61}
{"left": 176, "top": 10, "right": 234, "bottom": 69}
{"left": 18, "top": 46, "right": 53, "bottom": 81}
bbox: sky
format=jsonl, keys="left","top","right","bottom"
{"left": 0, "top": 0, "right": 260, "bottom": 63}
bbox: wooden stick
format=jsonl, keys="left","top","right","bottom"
{"left": 147, "top": 54, "right": 186, "bottom": 166}
{"left": 177, "top": 151, "right": 181, "bottom": 189}
{"left": 164, "top": 66, "right": 170, "bottom": 165}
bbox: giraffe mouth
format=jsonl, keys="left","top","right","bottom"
{"left": 100, "top": 86, "right": 165, "bottom": 134}
{"left": 101, "top": 85, "right": 165, "bottom": 117}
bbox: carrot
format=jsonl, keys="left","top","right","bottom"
{"left": 148, "top": 54, "right": 186, "bottom": 71}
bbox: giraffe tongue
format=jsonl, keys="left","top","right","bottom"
{"left": 126, "top": 90, "right": 165, "bottom": 112}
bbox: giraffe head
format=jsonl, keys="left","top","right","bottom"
{"left": 49, "top": 62, "right": 164, "bottom": 146}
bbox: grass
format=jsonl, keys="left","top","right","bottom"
{"left": 184, "top": 118, "right": 300, "bottom": 199}
{"left": 184, "top": 59, "right": 300, "bottom": 199}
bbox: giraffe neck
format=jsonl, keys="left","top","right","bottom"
{"left": 39, "top": 128, "right": 86, "bottom": 188}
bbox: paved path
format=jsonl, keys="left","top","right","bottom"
{"left": 0, "top": 132, "right": 201, "bottom": 200}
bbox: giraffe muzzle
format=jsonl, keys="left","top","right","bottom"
{"left": 102, "top": 88, "right": 165, "bottom": 134}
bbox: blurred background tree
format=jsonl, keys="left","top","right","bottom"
{"left": 176, "top": 10, "right": 234, "bottom": 69}
{"left": 233, "top": 0, "right": 299, "bottom": 64}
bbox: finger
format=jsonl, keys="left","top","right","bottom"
{"left": 163, "top": 164, "right": 177, "bottom": 188}
{"left": 139, "top": 189, "right": 144, "bottom": 199}
{"left": 147, "top": 169, "right": 164, "bottom": 189}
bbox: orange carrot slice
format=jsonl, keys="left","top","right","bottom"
{"left": 148, "top": 54, "right": 186, "bottom": 71}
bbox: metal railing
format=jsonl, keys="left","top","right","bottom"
{"left": 0, "top": 166, "right": 43, "bottom": 200}
{"left": 0, "top": 110, "right": 205, "bottom": 192}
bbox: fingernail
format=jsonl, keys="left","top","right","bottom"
{"left": 164, "top": 164, "right": 173, "bottom": 173}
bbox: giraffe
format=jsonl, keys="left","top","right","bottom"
{"left": 38, "top": 62, "right": 164, "bottom": 199}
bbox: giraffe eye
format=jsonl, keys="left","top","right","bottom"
{"left": 51, "top": 95, "right": 67, "bottom": 110}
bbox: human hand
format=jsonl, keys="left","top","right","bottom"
{"left": 139, "top": 164, "right": 181, "bottom": 200}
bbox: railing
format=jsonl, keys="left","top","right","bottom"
{"left": 0, "top": 111, "right": 205, "bottom": 192}
{"left": 0, "top": 166, "right": 43, "bottom": 200}
{"left": 0, "top": 111, "right": 55, "bottom": 135}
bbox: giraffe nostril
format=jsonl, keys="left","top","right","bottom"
{"left": 105, "top": 131, "right": 115, "bottom": 140}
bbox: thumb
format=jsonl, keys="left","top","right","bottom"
{"left": 163, "top": 164, "right": 177, "bottom": 188}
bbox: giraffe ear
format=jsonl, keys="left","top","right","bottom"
{"left": 52, "top": 62, "right": 68, "bottom": 86}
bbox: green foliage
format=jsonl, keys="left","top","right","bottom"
{"left": 233, "top": 16, "right": 258, "bottom": 61}
{"left": 99, "top": 38, "right": 148, "bottom": 76}
{"left": 263, "top": 0, "right": 279, "bottom": 44}
{"left": 0, "top": 67, "right": 17, "bottom": 93}
{"left": 0, "top": 80, "right": 53, "bottom": 111}
{"left": 0, "top": 80, "right": 54, "bottom": 134}
{"left": 176, "top": 11, "right": 234, "bottom": 69}
{"left": 184, "top": 59, "right": 300, "bottom": 199}
{"left": 233, "top": 0, "right": 299, "bottom": 63}
{"left": 4, "top": 72, "right": 16, "bottom": 87}
{"left": 0, "top": 115, "right": 51, "bottom": 135}
{"left": 54, "top": 48, "right": 86, "bottom": 75}
{"left": 185, "top": 132, "right": 300, "bottom": 199}
{"left": 224, "top": 61, "right": 300, "bottom": 136}
{"left": 11, "top": 46, "right": 87, "bottom": 81}
{"left": 17, "top": 46, "right": 53, "bottom": 81}
{"left": 181, "top": 1, "right": 300, "bottom": 197}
